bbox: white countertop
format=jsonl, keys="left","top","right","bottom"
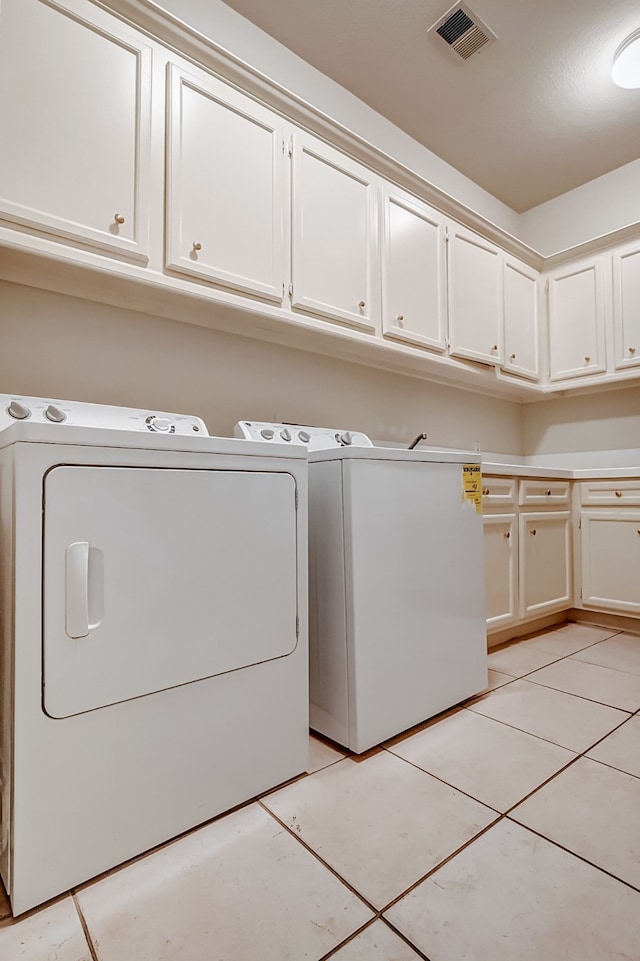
{"left": 482, "top": 449, "right": 640, "bottom": 480}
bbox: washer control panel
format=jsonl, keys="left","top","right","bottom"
{"left": 0, "top": 394, "right": 209, "bottom": 436}
{"left": 234, "top": 421, "right": 373, "bottom": 451}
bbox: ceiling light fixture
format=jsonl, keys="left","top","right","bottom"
{"left": 612, "top": 28, "right": 640, "bottom": 88}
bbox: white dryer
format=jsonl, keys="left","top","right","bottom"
{"left": 235, "top": 421, "right": 487, "bottom": 753}
{"left": 0, "top": 396, "right": 308, "bottom": 915}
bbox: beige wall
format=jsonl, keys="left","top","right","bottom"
{"left": 0, "top": 281, "right": 523, "bottom": 453}
{"left": 523, "top": 388, "right": 640, "bottom": 455}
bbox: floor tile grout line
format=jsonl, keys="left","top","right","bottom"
{"left": 317, "top": 915, "right": 433, "bottom": 961}
{"left": 375, "top": 814, "right": 507, "bottom": 917}
{"left": 523, "top": 675, "right": 640, "bottom": 712}
{"left": 503, "top": 816, "right": 640, "bottom": 895}
{"left": 382, "top": 746, "right": 505, "bottom": 817}
{"left": 256, "top": 799, "right": 380, "bottom": 915}
{"left": 462, "top": 694, "right": 633, "bottom": 754}
{"left": 71, "top": 891, "right": 100, "bottom": 961}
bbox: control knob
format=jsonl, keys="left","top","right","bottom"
{"left": 280, "top": 428, "right": 292, "bottom": 441}
{"left": 260, "top": 428, "right": 275, "bottom": 440}
{"left": 7, "top": 400, "right": 30, "bottom": 420}
{"left": 150, "top": 417, "right": 172, "bottom": 432}
{"left": 298, "top": 430, "right": 311, "bottom": 443}
{"left": 340, "top": 431, "right": 353, "bottom": 446}
{"left": 44, "top": 404, "right": 66, "bottom": 423}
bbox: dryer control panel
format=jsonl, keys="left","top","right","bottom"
{"left": 234, "top": 421, "right": 373, "bottom": 451}
{"left": 0, "top": 394, "right": 208, "bottom": 436}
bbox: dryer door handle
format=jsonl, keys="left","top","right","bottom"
{"left": 65, "top": 541, "right": 90, "bottom": 638}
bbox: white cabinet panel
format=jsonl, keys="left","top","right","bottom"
{"left": 580, "top": 511, "right": 640, "bottom": 614}
{"left": 483, "top": 514, "right": 517, "bottom": 630}
{"left": 448, "top": 226, "right": 503, "bottom": 366}
{"left": 503, "top": 259, "right": 539, "bottom": 380}
{"left": 519, "top": 511, "right": 571, "bottom": 619}
{"left": 0, "top": 0, "right": 151, "bottom": 261}
{"left": 547, "top": 261, "right": 606, "bottom": 380}
{"left": 291, "top": 133, "right": 377, "bottom": 331}
{"left": 381, "top": 188, "right": 446, "bottom": 352}
{"left": 166, "top": 65, "right": 285, "bottom": 302}
{"left": 613, "top": 243, "right": 640, "bottom": 370}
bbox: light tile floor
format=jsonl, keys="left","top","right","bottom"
{"left": 2, "top": 621, "right": 640, "bottom": 960}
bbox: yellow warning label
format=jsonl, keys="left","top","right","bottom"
{"left": 462, "top": 464, "right": 483, "bottom": 514}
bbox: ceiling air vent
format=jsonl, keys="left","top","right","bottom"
{"left": 428, "top": 2, "right": 497, "bottom": 61}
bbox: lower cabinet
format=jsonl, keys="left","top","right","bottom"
{"left": 579, "top": 512, "right": 640, "bottom": 614}
{"left": 577, "top": 480, "right": 640, "bottom": 615}
{"left": 483, "top": 513, "right": 517, "bottom": 630}
{"left": 483, "top": 476, "right": 572, "bottom": 636}
{"left": 518, "top": 511, "right": 572, "bottom": 619}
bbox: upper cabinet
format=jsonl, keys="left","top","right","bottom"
{"left": 503, "top": 258, "right": 539, "bottom": 380}
{"left": 547, "top": 259, "right": 607, "bottom": 380}
{"left": 447, "top": 226, "right": 503, "bottom": 366}
{"left": 612, "top": 241, "right": 640, "bottom": 371}
{"left": 381, "top": 187, "right": 447, "bottom": 353}
{"left": 0, "top": 0, "right": 151, "bottom": 262}
{"left": 166, "top": 64, "right": 286, "bottom": 303}
{"left": 290, "top": 133, "right": 378, "bottom": 332}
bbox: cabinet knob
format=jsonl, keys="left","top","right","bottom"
{"left": 482, "top": 487, "right": 490, "bottom": 495}
{"left": 510, "top": 353, "right": 516, "bottom": 360}
{"left": 396, "top": 314, "right": 404, "bottom": 326}
{"left": 503, "top": 531, "right": 510, "bottom": 539}
{"left": 530, "top": 529, "right": 537, "bottom": 536}
{"left": 491, "top": 344, "right": 498, "bottom": 351}
{"left": 358, "top": 301, "right": 366, "bottom": 309}
{"left": 629, "top": 346, "right": 636, "bottom": 354}
{"left": 193, "top": 242, "right": 202, "bottom": 252}
{"left": 584, "top": 356, "right": 591, "bottom": 363}
{"left": 545, "top": 489, "right": 551, "bottom": 496}
{"left": 616, "top": 490, "right": 623, "bottom": 497}
{"left": 114, "top": 214, "right": 125, "bottom": 225}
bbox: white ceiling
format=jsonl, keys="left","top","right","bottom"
{"left": 219, "top": 0, "right": 640, "bottom": 212}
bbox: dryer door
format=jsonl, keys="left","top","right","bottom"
{"left": 42, "top": 466, "right": 298, "bottom": 718}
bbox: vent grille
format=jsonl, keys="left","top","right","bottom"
{"left": 430, "top": 3, "right": 496, "bottom": 61}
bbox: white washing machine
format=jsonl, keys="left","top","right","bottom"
{"left": 235, "top": 421, "right": 487, "bottom": 753}
{"left": 0, "top": 395, "right": 308, "bottom": 915}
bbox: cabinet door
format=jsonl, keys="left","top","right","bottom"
{"left": 519, "top": 511, "right": 571, "bottom": 619}
{"left": 613, "top": 243, "right": 640, "bottom": 370}
{"left": 166, "top": 65, "right": 285, "bottom": 302}
{"left": 381, "top": 188, "right": 446, "bottom": 352}
{"left": 291, "top": 133, "right": 377, "bottom": 332}
{"left": 0, "top": 0, "right": 151, "bottom": 261}
{"left": 503, "top": 259, "right": 540, "bottom": 380}
{"left": 448, "top": 226, "right": 503, "bottom": 366}
{"left": 483, "top": 514, "right": 517, "bottom": 631}
{"left": 547, "top": 261, "right": 606, "bottom": 380}
{"left": 581, "top": 511, "right": 640, "bottom": 614}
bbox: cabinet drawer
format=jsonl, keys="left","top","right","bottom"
{"left": 519, "top": 480, "right": 570, "bottom": 507}
{"left": 481, "top": 477, "right": 517, "bottom": 510}
{"left": 580, "top": 480, "right": 640, "bottom": 506}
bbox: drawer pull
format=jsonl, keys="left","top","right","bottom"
{"left": 504, "top": 531, "right": 510, "bottom": 539}
{"left": 510, "top": 353, "right": 516, "bottom": 361}
{"left": 629, "top": 346, "right": 636, "bottom": 354}
{"left": 615, "top": 490, "right": 623, "bottom": 498}
{"left": 545, "top": 489, "right": 551, "bottom": 496}
{"left": 491, "top": 344, "right": 498, "bottom": 351}
{"left": 483, "top": 488, "right": 490, "bottom": 495}
{"left": 396, "top": 314, "right": 404, "bottom": 326}
{"left": 530, "top": 529, "right": 537, "bottom": 536}
{"left": 192, "top": 242, "right": 202, "bottom": 252}
{"left": 358, "top": 300, "right": 366, "bottom": 309}
{"left": 114, "top": 213, "right": 125, "bottom": 225}
{"left": 585, "top": 356, "right": 591, "bottom": 363}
